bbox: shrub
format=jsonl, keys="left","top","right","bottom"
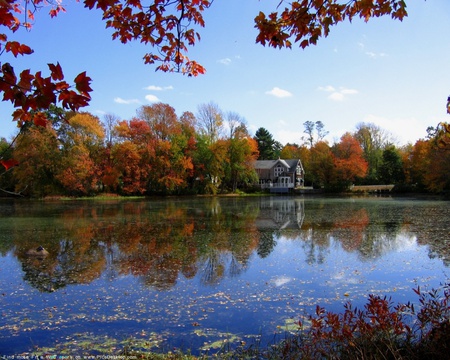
{"left": 293, "top": 282, "right": 450, "bottom": 360}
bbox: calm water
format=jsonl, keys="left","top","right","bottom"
{"left": 0, "top": 196, "right": 449, "bottom": 355}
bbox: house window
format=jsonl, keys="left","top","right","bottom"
{"left": 274, "top": 165, "right": 285, "bottom": 177}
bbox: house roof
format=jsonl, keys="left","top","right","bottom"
{"left": 254, "top": 159, "right": 303, "bottom": 172}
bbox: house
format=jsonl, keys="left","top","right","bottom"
{"left": 253, "top": 158, "right": 304, "bottom": 192}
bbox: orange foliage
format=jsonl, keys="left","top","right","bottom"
{"left": 333, "top": 133, "right": 368, "bottom": 183}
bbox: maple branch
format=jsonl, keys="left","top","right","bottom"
{"left": 0, "top": 182, "right": 27, "bottom": 197}
{"left": 176, "top": 0, "right": 186, "bottom": 73}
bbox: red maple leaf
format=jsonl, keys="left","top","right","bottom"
{"left": 0, "top": 159, "right": 19, "bottom": 170}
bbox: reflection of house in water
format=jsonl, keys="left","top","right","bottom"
{"left": 256, "top": 197, "right": 305, "bottom": 230}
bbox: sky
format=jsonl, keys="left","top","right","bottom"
{"left": 1, "top": 0, "right": 450, "bottom": 146}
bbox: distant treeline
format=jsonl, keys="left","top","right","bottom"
{"left": 1, "top": 104, "right": 449, "bottom": 197}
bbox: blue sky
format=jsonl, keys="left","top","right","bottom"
{"left": 1, "top": 0, "right": 449, "bottom": 146}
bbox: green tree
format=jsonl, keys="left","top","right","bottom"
{"left": 379, "top": 146, "right": 404, "bottom": 184}
{"left": 354, "top": 123, "right": 393, "bottom": 184}
{"left": 254, "top": 127, "right": 279, "bottom": 160}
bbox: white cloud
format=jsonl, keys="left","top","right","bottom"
{"left": 114, "top": 97, "right": 140, "bottom": 105}
{"left": 318, "top": 85, "right": 336, "bottom": 92}
{"left": 362, "top": 114, "right": 427, "bottom": 145}
{"left": 329, "top": 92, "right": 345, "bottom": 101}
{"left": 276, "top": 129, "right": 304, "bottom": 145}
{"left": 145, "top": 94, "right": 160, "bottom": 103}
{"left": 341, "top": 88, "right": 358, "bottom": 95}
{"left": 358, "top": 41, "right": 388, "bottom": 58}
{"left": 319, "top": 85, "right": 358, "bottom": 101}
{"left": 266, "top": 87, "right": 293, "bottom": 98}
{"left": 218, "top": 58, "right": 232, "bottom": 65}
{"left": 365, "top": 51, "right": 388, "bottom": 58}
{"left": 143, "top": 85, "right": 173, "bottom": 91}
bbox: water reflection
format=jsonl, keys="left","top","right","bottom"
{"left": 0, "top": 197, "right": 449, "bottom": 293}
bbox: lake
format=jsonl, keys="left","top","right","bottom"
{"left": 0, "top": 196, "right": 449, "bottom": 356}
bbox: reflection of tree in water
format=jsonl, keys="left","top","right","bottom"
{"left": 229, "top": 254, "right": 246, "bottom": 277}
{"left": 18, "top": 238, "right": 106, "bottom": 292}
{"left": 257, "top": 232, "right": 277, "bottom": 258}
{"left": 200, "top": 250, "right": 225, "bottom": 285}
{"left": 298, "top": 228, "right": 329, "bottom": 265}
{"left": 6, "top": 197, "right": 450, "bottom": 293}
{"left": 141, "top": 254, "right": 181, "bottom": 290}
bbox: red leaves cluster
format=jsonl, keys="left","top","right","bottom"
{"left": 0, "top": 158, "right": 18, "bottom": 170}
{"left": 0, "top": 0, "right": 92, "bottom": 130}
{"left": 0, "top": 62, "right": 92, "bottom": 127}
{"left": 84, "top": 0, "right": 210, "bottom": 76}
{"left": 254, "top": 0, "right": 408, "bottom": 49}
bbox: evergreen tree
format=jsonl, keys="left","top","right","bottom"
{"left": 254, "top": 127, "right": 277, "bottom": 160}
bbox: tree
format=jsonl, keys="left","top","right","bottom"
{"left": 332, "top": 132, "right": 368, "bottom": 189}
{"left": 196, "top": 102, "right": 224, "bottom": 144}
{"left": 12, "top": 123, "right": 61, "bottom": 197}
{"left": 113, "top": 119, "right": 153, "bottom": 194}
{"left": 280, "top": 143, "right": 308, "bottom": 160}
{"left": 103, "top": 113, "right": 120, "bottom": 147}
{"left": 379, "top": 146, "right": 404, "bottom": 184}
{"left": 254, "top": 127, "right": 278, "bottom": 160}
{"left": 56, "top": 113, "right": 105, "bottom": 195}
{"left": 354, "top": 122, "right": 394, "bottom": 183}
{"left": 137, "top": 103, "right": 179, "bottom": 141}
{"left": 225, "top": 121, "right": 259, "bottom": 192}
{"left": 302, "top": 121, "right": 328, "bottom": 148}
{"left": 192, "top": 133, "right": 227, "bottom": 194}
{"left": 309, "top": 141, "right": 334, "bottom": 188}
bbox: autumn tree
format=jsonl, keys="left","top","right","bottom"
{"left": 309, "top": 141, "right": 334, "bottom": 188}
{"left": 137, "top": 103, "right": 179, "bottom": 141}
{"left": 224, "top": 118, "right": 259, "bottom": 192}
{"left": 12, "top": 123, "right": 61, "bottom": 197}
{"left": 413, "top": 125, "right": 450, "bottom": 193}
{"left": 113, "top": 119, "right": 153, "bottom": 194}
{"left": 56, "top": 113, "right": 105, "bottom": 195}
{"left": 332, "top": 132, "right": 368, "bottom": 189}
{"left": 136, "top": 104, "right": 195, "bottom": 194}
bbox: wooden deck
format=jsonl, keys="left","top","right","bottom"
{"left": 350, "top": 185, "right": 395, "bottom": 193}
